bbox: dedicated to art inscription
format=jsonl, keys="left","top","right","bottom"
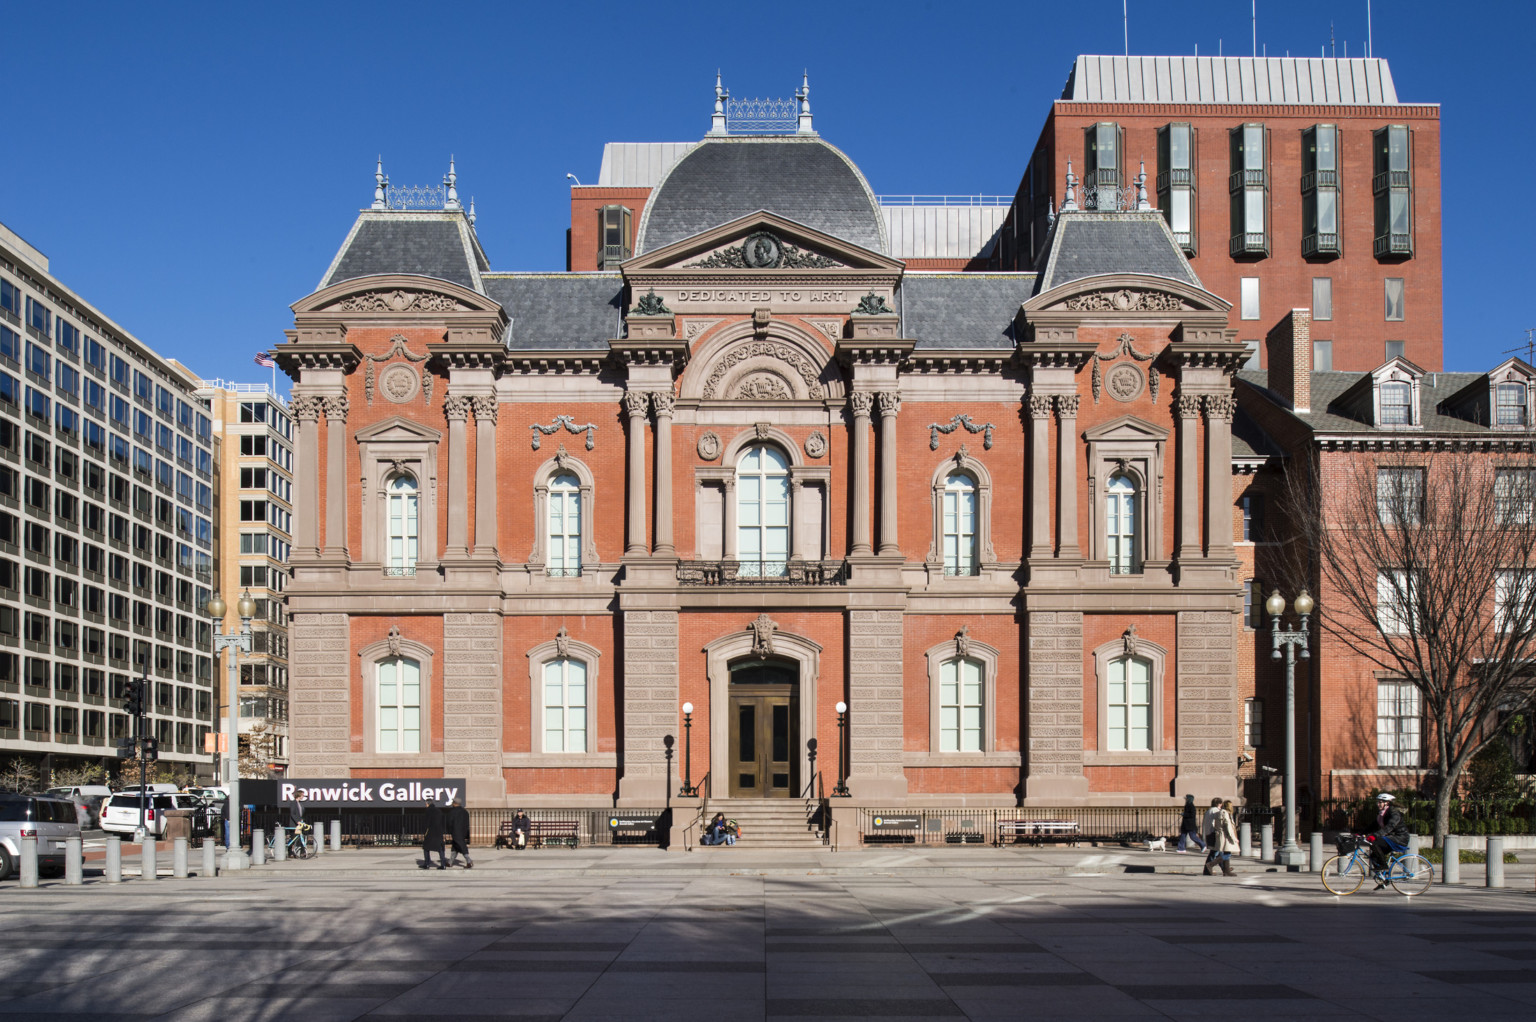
{"left": 673, "top": 288, "right": 849, "bottom": 305}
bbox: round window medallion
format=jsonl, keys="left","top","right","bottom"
{"left": 1106, "top": 363, "right": 1145, "bottom": 402}
{"left": 379, "top": 364, "right": 420, "bottom": 404}
{"left": 696, "top": 431, "right": 722, "bottom": 461}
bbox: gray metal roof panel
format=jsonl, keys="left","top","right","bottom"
{"left": 1062, "top": 55, "right": 1401, "bottom": 105}
{"left": 636, "top": 137, "right": 887, "bottom": 255}
{"left": 322, "top": 214, "right": 484, "bottom": 292}
{"left": 1036, "top": 212, "right": 1201, "bottom": 294}
{"left": 481, "top": 274, "right": 622, "bottom": 351}
{"left": 899, "top": 274, "right": 1035, "bottom": 350}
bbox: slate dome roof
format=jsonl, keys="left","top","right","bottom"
{"left": 635, "top": 136, "right": 887, "bottom": 255}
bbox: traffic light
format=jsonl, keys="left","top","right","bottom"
{"left": 142, "top": 737, "right": 159, "bottom": 762}
{"left": 123, "top": 678, "right": 144, "bottom": 717}
{"left": 116, "top": 737, "right": 137, "bottom": 759}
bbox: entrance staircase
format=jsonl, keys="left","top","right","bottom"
{"left": 698, "top": 798, "right": 827, "bottom": 850}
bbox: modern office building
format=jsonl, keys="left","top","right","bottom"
{"left": 0, "top": 220, "right": 217, "bottom": 783}
{"left": 199, "top": 380, "right": 293, "bottom": 775}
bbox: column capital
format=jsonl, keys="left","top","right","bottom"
{"left": 650, "top": 390, "right": 676, "bottom": 418}
{"left": 321, "top": 395, "right": 349, "bottom": 422}
{"left": 1203, "top": 393, "right": 1236, "bottom": 421}
{"left": 290, "top": 394, "right": 325, "bottom": 421}
{"left": 1026, "top": 394, "right": 1054, "bottom": 419}
{"left": 1054, "top": 394, "right": 1080, "bottom": 418}
{"left": 849, "top": 391, "right": 874, "bottom": 417}
{"left": 470, "top": 395, "right": 497, "bottom": 424}
{"left": 623, "top": 390, "right": 651, "bottom": 418}
{"left": 1174, "top": 393, "right": 1203, "bottom": 420}
{"left": 443, "top": 395, "right": 471, "bottom": 421}
{"left": 876, "top": 391, "right": 900, "bottom": 417}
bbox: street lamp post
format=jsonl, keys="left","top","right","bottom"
{"left": 1266, "top": 588, "right": 1314, "bottom": 869}
{"left": 208, "top": 589, "right": 258, "bottom": 869}
{"left": 832, "top": 701, "right": 851, "bottom": 797}
{"left": 679, "top": 702, "right": 698, "bottom": 797}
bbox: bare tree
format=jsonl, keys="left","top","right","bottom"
{"left": 1283, "top": 448, "right": 1536, "bottom": 844}
{"left": 51, "top": 763, "right": 107, "bottom": 787}
{"left": 0, "top": 756, "right": 40, "bottom": 793}
{"left": 239, "top": 721, "right": 281, "bottom": 779}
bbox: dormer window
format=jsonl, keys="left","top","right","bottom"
{"left": 1496, "top": 383, "right": 1528, "bottom": 427}
{"left": 1380, "top": 382, "right": 1412, "bottom": 426}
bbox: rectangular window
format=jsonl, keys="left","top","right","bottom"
{"left": 1495, "top": 569, "right": 1536, "bottom": 634}
{"left": 25, "top": 342, "right": 51, "bottom": 381}
{"left": 597, "top": 205, "right": 634, "bottom": 270}
{"left": 1313, "top": 341, "right": 1333, "bottom": 371}
{"left": 1301, "top": 125, "right": 1340, "bottom": 257}
{"left": 1379, "top": 380, "right": 1412, "bottom": 423}
{"left": 1085, "top": 122, "right": 1121, "bottom": 210}
{"left": 56, "top": 319, "right": 79, "bottom": 355}
{"left": 938, "top": 657, "right": 983, "bottom": 752}
{"left": 1240, "top": 278, "right": 1260, "bottom": 320}
{"left": 1245, "top": 697, "right": 1264, "bottom": 748}
{"left": 1375, "top": 467, "right": 1424, "bottom": 525}
{"left": 1229, "top": 123, "right": 1268, "bottom": 255}
{"left": 1157, "top": 122, "right": 1196, "bottom": 253}
{"left": 1376, "top": 680, "right": 1421, "bottom": 767}
{"left": 1495, "top": 469, "right": 1536, "bottom": 525}
{"left": 85, "top": 336, "right": 105, "bottom": 372}
{"left": 542, "top": 658, "right": 587, "bottom": 753}
{"left": 0, "top": 326, "right": 18, "bottom": 364}
{"left": 1384, "top": 278, "right": 1405, "bottom": 321}
{"left": 1377, "top": 569, "right": 1417, "bottom": 634}
{"left": 1241, "top": 493, "right": 1264, "bottom": 542}
{"left": 1385, "top": 340, "right": 1406, "bottom": 362}
{"left": 1373, "top": 125, "right": 1413, "bottom": 258}
{"left": 1106, "top": 656, "right": 1152, "bottom": 752}
{"left": 1312, "top": 278, "right": 1333, "bottom": 321}
{"left": 25, "top": 297, "right": 51, "bottom": 335}
{"left": 1244, "top": 579, "right": 1263, "bottom": 629}
{"left": 1496, "top": 383, "right": 1529, "bottom": 427}
{"left": 0, "top": 278, "right": 18, "bottom": 317}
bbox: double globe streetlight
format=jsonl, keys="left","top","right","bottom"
{"left": 1265, "top": 588, "right": 1313, "bottom": 869}
{"left": 206, "top": 589, "right": 258, "bottom": 869}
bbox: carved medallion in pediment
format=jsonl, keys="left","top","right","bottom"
{"left": 736, "top": 372, "right": 793, "bottom": 400}
{"left": 331, "top": 289, "right": 464, "bottom": 313}
{"left": 684, "top": 230, "right": 845, "bottom": 270}
{"left": 701, "top": 339, "right": 826, "bottom": 401}
{"left": 1061, "top": 288, "right": 1185, "bottom": 313}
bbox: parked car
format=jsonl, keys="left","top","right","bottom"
{"left": 99, "top": 792, "right": 208, "bottom": 838}
{"left": 0, "top": 792, "right": 82, "bottom": 880}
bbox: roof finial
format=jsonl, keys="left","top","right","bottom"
{"left": 467, "top": 196, "right": 476, "bottom": 227}
{"left": 710, "top": 70, "right": 728, "bottom": 134}
{"left": 1047, "top": 195, "right": 1057, "bottom": 229}
{"left": 1135, "top": 160, "right": 1150, "bottom": 211}
{"left": 796, "top": 70, "right": 814, "bottom": 134}
{"left": 1062, "top": 158, "right": 1079, "bottom": 212}
{"left": 443, "top": 155, "right": 461, "bottom": 210}
{"left": 372, "top": 156, "right": 388, "bottom": 210}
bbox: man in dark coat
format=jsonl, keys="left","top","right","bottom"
{"left": 447, "top": 799, "right": 473, "bottom": 868}
{"left": 511, "top": 810, "right": 532, "bottom": 850}
{"left": 421, "top": 801, "right": 447, "bottom": 870}
{"left": 1176, "top": 793, "right": 1206, "bottom": 853}
{"left": 1364, "top": 792, "right": 1410, "bottom": 883}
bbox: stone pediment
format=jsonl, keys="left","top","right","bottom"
{"left": 354, "top": 415, "right": 444, "bottom": 444}
{"left": 1022, "top": 273, "right": 1229, "bottom": 316}
{"left": 622, "top": 211, "right": 904, "bottom": 274}
{"left": 293, "top": 273, "right": 503, "bottom": 317}
{"left": 1081, "top": 414, "right": 1169, "bottom": 443}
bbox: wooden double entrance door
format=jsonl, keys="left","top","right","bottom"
{"left": 728, "top": 658, "right": 799, "bottom": 798}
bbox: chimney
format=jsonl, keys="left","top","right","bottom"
{"left": 1265, "top": 309, "right": 1312, "bottom": 413}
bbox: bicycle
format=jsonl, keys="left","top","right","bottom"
{"left": 1321, "top": 833, "right": 1433, "bottom": 896}
{"left": 267, "top": 821, "right": 312, "bottom": 860}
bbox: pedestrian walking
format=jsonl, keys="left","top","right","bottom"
{"left": 1203, "top": 799, "right": 1238, "bottom": 876}
{"left": 447, "top": 799, "right": 473, "bottom": 868}
{"left": 421, "top": 801, "right": 447, "bottom": 870}
{"left": 1176, "top": 794, "right": 1206, "bottom": 854}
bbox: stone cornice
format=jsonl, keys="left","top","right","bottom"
{"left": 903, "top": 349, "right": 1012, "bottom": 375}
{"left": 609, "top": 336, "right": 690, "bottom": 373}
{"left": 273, "top": 341, "right": 362, "bottom": 375}
{"left": 427, "top": 339, "right": 506, "bottom": 373}
{"left": 1166, "top": 341, "right": 1248, "bottom": 374}
{"left": 835, "top": 336, "right": 914, "bottom": 367}
{"left": 502, "top": 351, "right": 608, "bottom": 377}
{"left": 1015, "top": 342, "right": 1097, "bottom": 370}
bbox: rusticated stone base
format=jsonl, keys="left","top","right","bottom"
{"left": 617, "top": 609, "right": 678, "bottom": 806}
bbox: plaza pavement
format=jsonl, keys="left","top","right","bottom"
{"left": 3, "top": 844, "right": 1536, "bottom": 1021}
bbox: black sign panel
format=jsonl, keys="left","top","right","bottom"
{"left": 868, "top": 814, "right": 921, "bottom": 830}
{"left": 607, "top": 814, "right": 658, "bottom": 831}
{"left": 242, "top": 778, "right": 469, "bottom": 808}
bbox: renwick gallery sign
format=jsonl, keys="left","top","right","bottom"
{"left": 242, "top": 778, "right": 467, "bottom": 807}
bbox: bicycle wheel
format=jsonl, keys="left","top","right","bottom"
{"left": 1321, "top": 853, "right": 1367, "bottom": 895}
{"left": 1390, "top": 854, "right": 1434, "bottom": 896}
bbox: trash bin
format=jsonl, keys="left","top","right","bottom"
{"left": 164, "top": 810, "right": 194, "bottom": 843}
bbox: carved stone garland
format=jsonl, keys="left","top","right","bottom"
{"left": 927, "top": 413, "right": 995, "bottom": 451}
{"left": 362, "top": 335, "right": 432, "bottom": 407}
{"left": 335, "top": 290, "right": 463, "bottom": 314}
{"left": 531, "top": 414, "right": 597, "bottom": 451}
{"left": 1064, "top": 289, "right": 1184, "bottom": 313}
{"left": 702, "top": 341, "right": 825, "bottom": 400}
{"left": 1091, "top": 332, "right": 1159, "bottom": 405}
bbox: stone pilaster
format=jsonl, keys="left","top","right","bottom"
{"left": 290, "top": 395, "right": 323, "bottom": 559}
{"left": 1024, "top": 610, "right": 1089, "bottom": 802}
{"left": 443, "top": 395, "right": 471, "bottom": 559}
{"left": 1203, "top": 394, "right": 1237, "bottom": 560}
{"left": 1026, "top": 395, "right": 1053, "bottom": 559}
{"left": 322, "top": 395, "right": 349, "bottom": 559}
{"left": 442, "top": 613, "right": 504, "bottom": 805}
{"left": 1054, "top": 395, "right": 1080, "bottom": 557}
{"left": 1174, "top": 393, "right": 1202, "bottom": 565}
{"left": 471, "top": 396, "right": 498, "bottom": 560}
{"left": 624, "top": 392, "right": 649, "bottom": 556}
{"left": 1175, "top": 610, "right": 1239, "bottom": 801}
{"left": 651, "top": 391, "right": 675, "bottom": 556}
{"left": 846, "top": 609, "right": 906, "bottom": 800}
{"left": 287, "top": 613, "right": 351, "bottom": 776}
{"left": 876, "top": 391, "right": 900, "bottom": 556}
{"left": 848, "top": 392, "right": 874, "bottom": 556}
{"left": 617, "top": 609, "right": 678, "bottom": 805}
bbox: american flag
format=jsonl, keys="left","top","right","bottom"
{"left": 254, "top": 352, "right": 276, "bottom": 368}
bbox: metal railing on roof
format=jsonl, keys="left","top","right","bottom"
{"left": 197, "top": 380, "right": 286, "bottom": 402}
{"left": 878, "top": 195, "right": 1012, "bottom": 207}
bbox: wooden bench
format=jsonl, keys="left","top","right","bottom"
{"left": 997, "top": 819, "right": 1080, "bottom": 846}
{"left": 494, "top": 819, "right": 579, "bottom": 849}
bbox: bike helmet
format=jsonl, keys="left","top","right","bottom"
{"left": 1376, "top": 793, "right": 1395, "bottom": 802}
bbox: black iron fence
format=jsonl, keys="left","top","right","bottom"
{"left": 1320, "top": 795, "right": 1535, "bottom": 836}
{"left": 245, "top": 807, "right": 668, "bottom": 848}
{"left": 857, "top": 805, "right": 1284, "bottom": 846}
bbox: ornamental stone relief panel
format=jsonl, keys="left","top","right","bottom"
{"left": 701, "top": 339, "right": 826, "bottom": 400}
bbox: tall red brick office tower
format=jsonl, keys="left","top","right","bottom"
{"left": 275, "top": 76, "right": 1275, "bottom": 824}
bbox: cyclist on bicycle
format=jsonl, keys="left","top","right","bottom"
{"left": 287, "top": 791, "right": 309, "bottom": 855}
{"left": 1362, "top": 792, "right": 1409, "bottom": 887}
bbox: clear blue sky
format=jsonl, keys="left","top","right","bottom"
{"left": 3, "top": 1, "right": 1530, "bottom": 384}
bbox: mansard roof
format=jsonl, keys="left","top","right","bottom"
{"left": 1240, "top": 369, "right": 1501, "bottom": 436}
{"left": 898, "top": 273, "right": 1034, "bottom": 350}
{"left": 319, "top": 210, "right": 488, "bottom": 293}
{"left": 480, "top": 273, "right": 622, "bottom": 351}
{"left": 1034, "top": 211, "right": 1202, "bottom": 295}
{"left": 635, "top": 136, "right": 887, "bottom": 255}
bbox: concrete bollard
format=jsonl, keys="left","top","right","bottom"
{"left": 330, "top": 819, "right": 341, "bottom": 852}
{"left": 1239, "top": 822, "right": 1252, "bottom": 858}
{"left": 1261, "top": 823, "right": 1274, "bottom": 862}
{"left": 65, "top": 835, "right": 83, "bottom": 885}
{"left": 273, "top": 824, "right": 286, "bottom": 861}
{"left": 106, "top": 835, "right": 122, "bottom": 883}
{"left": 1407, "top": 833, "right": 1421, "bottom": 858}
{"left": 173, "top": 837, "right": 188, "bottom": 878}
{"left": 1487, "top": 836, "right": 1506, "bottom": 888}
{"left": 1310, "top": 832, "right": 1324, "bottom": 873}
{"left": 140, "top": 838, "right": 157, "bottom": 880}
{"left": 202, "top": 837, "right": 217, "bottom": 877}
{"left": 313, "top": 824, "right": 323, "bottom": 857}
{"left": 1442, "top": 835, "right": 1460, "bottom": 884}
{"left": 19, "top": 834, "right": 39, "bottom": 887}
{"left": 251, "top": 829, "right": 265, "bottom": 867}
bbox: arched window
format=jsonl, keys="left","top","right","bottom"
{"left": 543, "top": 658, "right": 587, "bottom": 752}
{"left": 385, "top": 474, "right": 419, "bottom": 575}
{"left": 942, "top": 473, "right": 978, "bottom": 576}
{"left": 547, "top": 472, "right": 582, "bottom": 577}
{"left": 938, "top": 657, "right": 984, "bottom": 752}
{"left": 1106, "top": 473, "right": 1139, "bottom": 575}
{"left": 1106, "top": 655, "right": 1152, "bottom": 751}
{"left": 377, "top": 656, "right": 421, "bottom": 752}
{"left": 737, "top": 444, "right": 789, "bottom": 578}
